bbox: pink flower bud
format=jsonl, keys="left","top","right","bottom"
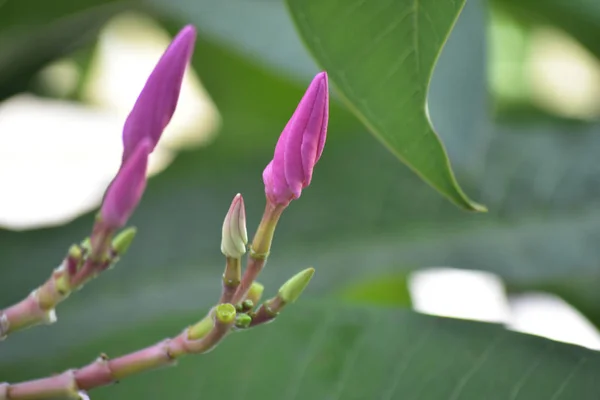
{"left": 121, "top": 25, "right": 197, "bottom": 164}
{"left": 262, "top": 72, "right": 329, "bottom": 206}
{"left": 101, "top": 140, "right": 150, "bottom": 229}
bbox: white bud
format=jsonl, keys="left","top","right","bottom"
{"left": 221, "top": 194, "right": 248, "bottom": 258}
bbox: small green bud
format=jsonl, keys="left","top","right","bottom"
{"left": 235, "top": 314, "right": 252, "bottom": 329}
{"left": 245, "top": 282, "right": 264, "bottom": 305}
{"left": 68, "top": 245, "right": 82, "bottom": 260}
{"left": 188, "top": 316, "right": 214, "bottom": 340}
{"left": 215, "top": 303, "right": 236, "bottom": 324}
{"left": 279, "top": 267, "right": 315, "bottom": 303}
{"left": 241, "top": 299, "right": 254, "bottom": 311}
{"left": 112, "top": 227, "right": 137, "bottom": 255}
{"left": 81, "top": 237, "right": 91, "bottom": 252}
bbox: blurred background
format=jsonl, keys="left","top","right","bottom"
{"left": 2, "top": 0, "right": 600, "bottom": 398}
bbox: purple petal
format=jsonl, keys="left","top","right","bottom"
{"left": 300, "top": 72, "right": 328, "bottom": 187}
{"left": 101, "top": 140, "right": 151, "bottom": 229}
{"left": 262, "top": 72, "right": 330, "bottom": 206}
{"left": 122, "top": 25, "right": 197, "bottom": 164}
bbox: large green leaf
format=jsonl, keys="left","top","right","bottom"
{"left": 285, "top": 0, "right": 484, "bottom": 211}
{"left": 2, "top": 304, "right": 600, "bottom": 399}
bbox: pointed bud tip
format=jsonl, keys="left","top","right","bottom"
{"left": 215, "top": 303, "right": 237, "bottom": 324}
{"left": 180, "top": 24, "right": 197, "bottom": 38}
{"left": 263, "top": 71, "right": 329, "bottom": 206}
{"left": 121, "top": 25, "right": 196, "bottom": 164}
{"left": 279, "top": 267, "right": 315, "bottom": 304}
{"left": 314, "top": 71, "right": 328, "bottom": 85}
{"left": 221, "top": 194, "right": 248, "bottom": 258}
{"left": 112, "top": 227, "right": 137, "bottom": 255}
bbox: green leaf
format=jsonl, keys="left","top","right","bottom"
{"left": 285, "top": 0, "right": 485, "bottom": 211}
{"left": 2, "top": 303, "right": 600, "bottom": 399}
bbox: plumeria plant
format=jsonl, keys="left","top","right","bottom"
{"left": 0, "top": 24, "right": 329, "bottom": 400}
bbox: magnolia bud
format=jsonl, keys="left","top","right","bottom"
{"left": 220, "top": 194, "right": 248, "bottom": 258}
{"left": 122, "top": 25, "right": 197, "bottom": 164}
{"left": 263, "top": 72, "right": 329, "bottom": 206}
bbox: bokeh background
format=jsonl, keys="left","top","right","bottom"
{"left": 2, "top": 0, "right": 600, "bottom": 398}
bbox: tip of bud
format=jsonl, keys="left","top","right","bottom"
{"left": 215, "top": 303, "right": 237, "bottom": 324}
{"left": 221, "top": 194, "right": 248, "bottom": 258}
{"left": 188, "top": 316, "right": 214, "bottom": 340}
{"left": 263, "top": 71, "right": 329, "bottom": 206}
{"left": 112, "top": 227, "right": 137, "bottom": 255}
{"left": 121, "top": 25, "right": 197, "bottom": 164}
{"left": 279, "top": 267, "right": 315, "bottom": 304}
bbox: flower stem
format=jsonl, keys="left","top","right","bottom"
{"left": 219, "top": 257, "right": 241, "bottom": 304}
{"left": 231, "top": 201, "right": 284, "bottom": 304}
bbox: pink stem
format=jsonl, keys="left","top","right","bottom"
{"left": 0, "top": 263, "right": 69, "bottom": 338}
{"left": 2, "top": 316, "right": 235, "bottom": 399}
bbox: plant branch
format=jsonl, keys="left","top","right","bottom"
{"left": 231, "top": 201, "right": 284, "bottom": 304}
{"left": 0, "top": 260, "right": 71, "bottom": 339}
{"left": 1, "top": 306, "right": 236, "bottom": 400}
{"left": 0, "top": 226, "right": 135, "bottom": 340}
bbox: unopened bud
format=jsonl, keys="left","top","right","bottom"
{"left": 122, "top": 25, "right": 196, "bottom": 164}
{"left": 112, "top": 227, "right": 137, "bottom": 255}
{"left": 245, "top": 282, "right": 264, "bottom": 305}
{"left": 279, "top": 267, "right": 315, "bottom": 304}
{"left": 68, "top": 245, "right": 82, "bottom": 260}
{"left": 221, "top": 194, "right": 248, "bottom": 258}
{"left": 241, "top": 300, "right": 254, "bottom": 311}
{"left": 235, "top": 314, "right": 252, "bottom": 329}
{"left": 263, "top": 72, "right": 329, "bottom": 206}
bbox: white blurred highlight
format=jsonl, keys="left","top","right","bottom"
{"left": 528, "top": 28, "right": 600, "bottom": 119}
{"left": 0, "top": 14, "right": 219, "bottom": 229}
{"left": 508, "top": 293, "right": 600, "bottom": 350}
{"left": 410, "top": 268, "right": 600, "bottom": 350}
{"left": 410, "top": 268, "right": 510, "bottom": 323}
